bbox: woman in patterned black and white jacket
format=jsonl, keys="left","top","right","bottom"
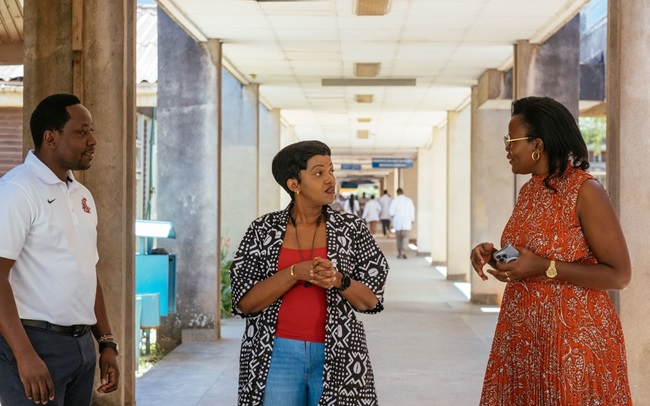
{"left": 230, "top": 140, "right": 389, "bottom": 406}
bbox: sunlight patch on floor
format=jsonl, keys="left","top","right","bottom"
{"left": 453, "top": 282, "right": 470, "bottom": 299}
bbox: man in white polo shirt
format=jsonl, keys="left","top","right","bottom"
{"left": 0, "top": 94, "right": 119, "bottom": 405}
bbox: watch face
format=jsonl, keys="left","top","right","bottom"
{"left": 339, "top": 275, "right": 351, "bottom": 291}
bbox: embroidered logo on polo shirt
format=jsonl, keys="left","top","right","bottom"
{"left": 81, "top": 197, "right": 91, "bottom": 213}
{"left": 47, "top": 198, "right": 56, "bottom": 204}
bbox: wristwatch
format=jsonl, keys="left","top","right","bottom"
{"left": 99, "top": 341, "right": 119, "bottom": 356}
{"left": 545, "top": 259, "right": 557, "bottom": 278}
{"left": 337, "top": 274, "right": 351, "bottom": 292}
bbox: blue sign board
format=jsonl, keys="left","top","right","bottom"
{"left": 371, "top": 158, "right": 414, "bottom": 169}
{"left": 340, "top": 164, "right": 362, "bottom": 170}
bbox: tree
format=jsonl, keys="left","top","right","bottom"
{"left": 579, "top": 116, "right": 606, "bottom": 158}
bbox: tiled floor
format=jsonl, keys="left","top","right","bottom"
{"left": 135, "top": 235, "right": 499, "bottom": 405}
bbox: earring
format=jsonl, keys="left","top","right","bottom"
{"left": 296, "top": 190, "right": 301, "bottom": 195}
{"left": 532, "top": 151, "right": 540, "bottom": 161}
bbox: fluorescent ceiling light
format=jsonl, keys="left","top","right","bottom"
{"left": 322, "top": 78, "right": 415, "bottom": 86}
{"left": 357, "top": 130, "right": 369, "bottom": 139}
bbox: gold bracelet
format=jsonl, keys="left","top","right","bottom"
{"left": 290, "top": 264, "right": 297, "bottom": 280}
{"left": 98, "top": 334, "right": 114, "bottom": 343}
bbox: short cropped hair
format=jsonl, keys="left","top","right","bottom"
{"left": 30, "top": 94, "right": 81, "bottom": 149}
{"left": 272, "top": 140, "right": 331, "bottom": 199}
{"left": 511, "top": 96, "right": 589, "bottom": 191}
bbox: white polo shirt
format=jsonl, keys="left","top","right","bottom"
{"left": 0, "top": 151, "right": 98, "bottom": 325}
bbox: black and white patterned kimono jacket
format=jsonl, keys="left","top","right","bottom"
{"left": 230, "top": 204, "right": 389, "bottom": 406}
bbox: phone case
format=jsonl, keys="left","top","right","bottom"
{"left": 493, "top": 245, "right": 519, "bottom": 263}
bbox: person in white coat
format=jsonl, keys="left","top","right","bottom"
{"left": 378, "top": 190, "right": 392, "bottom": 236}
{"left": 362, "top": 195, "right": 382, "bottom": 234}
{"left": 389, "top": 188, "right": 415, "bottom": 259}
{"left": 343, "top": 193, "right": 360, "bottom": 216}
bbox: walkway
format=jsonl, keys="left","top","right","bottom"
{"left": 136, "top": 235, "right": 499, "bottom": 405}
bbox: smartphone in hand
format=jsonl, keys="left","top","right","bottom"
{"left": 493, "top": 245, "right": 519, "bottom": 263}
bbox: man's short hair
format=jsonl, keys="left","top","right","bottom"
{"left": 30, "top": 94, "right": 81, "bottom": 149}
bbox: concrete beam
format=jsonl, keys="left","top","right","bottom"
{"left": 0, "top": 43, "right": 23, "bottom": 64}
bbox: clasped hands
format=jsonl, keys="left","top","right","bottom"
{"left": 470, "top": 242, "right": 544, "bottom": 283}
{"left": 295, "top": 257, "right": 338, "bottom": 289}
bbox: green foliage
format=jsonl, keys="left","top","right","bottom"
{"left": 579, "top": 116, "right": 606, "bottom": 157}
{"left": 220, "top": 236, "right": 233, "bottom": 318}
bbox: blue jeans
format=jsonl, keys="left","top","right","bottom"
{"left": 263, "top": 337, "right": 325, "bottom": 406}
{"left": 0, "top": 327, "right": 96, "bottom": 406}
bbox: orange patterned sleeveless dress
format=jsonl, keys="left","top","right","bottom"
{"left": 480, "top": 166, "right": 632, "bottom": 405}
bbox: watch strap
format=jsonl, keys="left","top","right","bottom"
{"left": 337, "top": 274, "right": 351, "bottom": 292}
{"left": 99, "top": 341, "right": 119, "bottom": 356}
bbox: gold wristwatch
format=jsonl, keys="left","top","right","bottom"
{"left": 545, "top": 259, "right": 557, "bottom": 278}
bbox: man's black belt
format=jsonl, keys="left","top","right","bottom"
{"left": 21, "top": 319, "right": 91, "bottom": 337}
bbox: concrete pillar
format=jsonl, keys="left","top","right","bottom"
{"left": 429, "top": 125, "right": 447, "bottom": 265}
{"left": 607, "top": 1, "right": 650, "bottom": 402}
{"left": 400, "top": 163, "right": 418, "bottom": 246}
{"left": 258, "top": 106, "right": 282, "bottom": 214}
{"left": 469, "top": 85, "right": 512, "bottom": 304}
{"left": 221, "top": 76, "right": 259, "bottom": 249}
{"left": 514, "top": 16, "right": 581, "bottom": 193}
{"left": 385, "top": 169, "right": 397, "bottom": 196}
{"left": 446, "top": 107, "right": 471, "bottom": 280}
{"left": 280, "top": 123, "right": 296, "bottom": 208}
{"left": 514, "top": 16, "right": 580, "bottom": 114}
{"left": 157, "top": 9, "right": 220, "bottom": 342}
{"left": 416, "top": 146, "right": 433, "bottom": 256}
{"left": 23, "top": 1, "right": 137, "bottom": 404}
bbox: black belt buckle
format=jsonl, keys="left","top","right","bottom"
{"left": 71, "top": 325, "right": 88, "bottom": 337}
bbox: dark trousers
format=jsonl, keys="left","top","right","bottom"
{"left": 381, "top": 219, "right": 390, "bottom": 235}
{"left": 0, "top": 327, "right": 96, "bottom": 406}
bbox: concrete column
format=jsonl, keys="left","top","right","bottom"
{"left": 514, "top": 16, "right": 580, "bottom": 114}
{"left": 385, "top": 169, "right": 397, "bottom": 196}
{"left": 400, "top": 163, "right": 418, "bottom": 246}
{"left": 221, "top": 76, "right": 259, "bottom": 249}
{"left": 157, "top": 9, "right": 220, "bottom": 343}
{"left": 429, "top": 125, "right": 447, "bottom": 265}
{"left": 469, "top": 85, "right": 512, "bottom": 304}
{"left": 416, "top": 146, "right": 433, "bottom": 256}
{"left": 514, "top": 16, "right": 580, "bottom": 192}
{"left": 23, "top": 1, "right": 137, "bottom": 404}
{"left": 258, "top": 106, "right": 282, "bottom": 214}
{"left": 280, "top": 123, "right": 296, "bottom": 208}
{"left": 607, "top": 0, "right": 650, "bottom": 401}
{"left": 446, "top": 107, "right": 471, "bottom": 281}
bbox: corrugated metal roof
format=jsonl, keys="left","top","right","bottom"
{"left": 0, "top": 65, "right": 23, "bottom": 82}
{"left": 136, "top": 5, "right": 157, "bottom": 84}
{"left": 0, "top": 5, "right": 157, "bottom": 84}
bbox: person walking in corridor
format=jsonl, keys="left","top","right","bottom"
{"left": 230, "top": 140, "right": 389, "bottom": 406}
{"left": 361, "top": 195, "right": 382, "bottom": 234}
{"left": 378, "top": 190, "right": 392, "bottom": 236}
{"left": 0, "top": 94, "right": 120, "bottom": 405}
{"left": 344, "top": 193, "right": 360, "bottom": 216}
{"left": 389, "top": 188, "right": 415, "bottom": 259}
{"left": 470, "top": 96, "right": 631, "bottom": 405}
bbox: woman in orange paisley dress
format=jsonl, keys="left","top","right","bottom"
{"left": 470, "top": 96, "right": 632, "bottom": 405}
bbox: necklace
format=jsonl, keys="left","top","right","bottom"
{"left": 289, "top": 212, "right": 322, "bottom": 287}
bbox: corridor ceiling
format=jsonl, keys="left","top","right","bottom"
{"left": 159, "top": 0, "right": 589, "bottom": 162}
{"left": 0, "top": 0, "right": 590, "bottom": 175}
